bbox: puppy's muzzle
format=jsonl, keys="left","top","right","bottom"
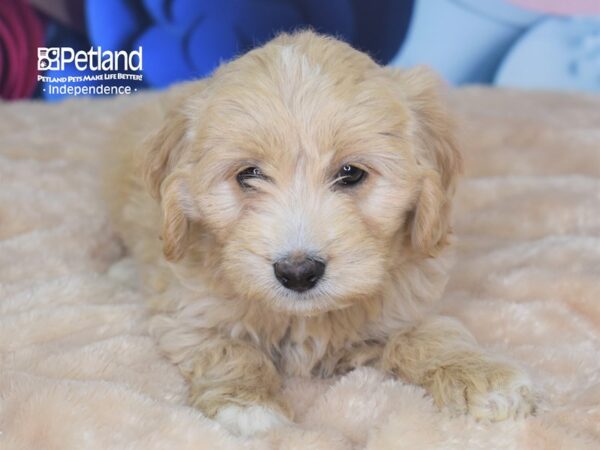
{"left": 273, "top": 255, "right": 326, "bottom": 293}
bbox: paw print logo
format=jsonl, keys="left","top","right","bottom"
{"left": 37, "top": 47, "right": 60, "bottom": 71}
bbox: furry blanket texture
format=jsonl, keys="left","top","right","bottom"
{"left": 0, "top": 88, "right": 599, "bottom": 450}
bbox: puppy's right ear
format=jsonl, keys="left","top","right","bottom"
{"left": 142, "top": 91, "right": 195, "bottom": 262}
{"left": 144, "top": 108, "right": 188, "bottom": 201}
{"left": 143, "top": 81, "right": 205, "bottom": 200}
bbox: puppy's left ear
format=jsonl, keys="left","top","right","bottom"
{"left": 387, "top": 66, "right": 463, "bottom": 256}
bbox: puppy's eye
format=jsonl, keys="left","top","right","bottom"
{"left": 237, "top": 166, "right": 266, "bottom": 189}
{"left": 335, "top": 164, "right": 367, "bottom": 187}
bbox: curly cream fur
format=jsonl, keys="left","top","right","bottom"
{"left": 103, "top": 31, "right": 534, "bottom": 431}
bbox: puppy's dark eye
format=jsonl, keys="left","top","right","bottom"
{"left": 335, "top": 164, "right": 367, "bottom": 187}
{"left": 237, "top": 166, "right": 265, "bottom": 189}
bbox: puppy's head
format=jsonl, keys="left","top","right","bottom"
{"left": 144, "top": 31, "right": 461, "bottom": 315}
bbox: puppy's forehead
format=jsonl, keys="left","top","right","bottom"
{"left": 278, "top": 44, "right": 324, "bottom": 89}
{"left": 190, "top": 35, "right": 411, "bottom": 165}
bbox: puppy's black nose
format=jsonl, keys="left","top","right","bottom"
{"left": 273, "top": 256, "right": 325, "bottom": 293}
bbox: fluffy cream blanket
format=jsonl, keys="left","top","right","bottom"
{"left": 1, "top": 88, "right": 599, "bottom": 449}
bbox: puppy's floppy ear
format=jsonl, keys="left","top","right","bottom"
{"left": 388, "top": 66, "right": 463, "bottom": 256}
{"left": 143, "top": 80, "right": 199, "bottom": 200}
{"left": 143, "top": 89, "right": 191, "bottom": 201}
{"left": 158, "top": 174, "right": 192, "bottom": 262}
{"left": 142, "top": 88, "right": 197, "bottom": 262}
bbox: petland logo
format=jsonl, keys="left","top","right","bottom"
{"left": 38, "top": 47, "right": 143, "bottom": 72}
{"left": 37, "top": 46, "right": 144, "bottom": 97}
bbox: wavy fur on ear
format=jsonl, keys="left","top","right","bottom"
{"left": 390, "top": 66, "right": 463, "bottom": 256}
{"left": 411, "top": 169, "right": 449, "bottom": 255}
{"left": 159, "top": 175, "right": 190, "bottom": 261}
{"left": 142, "top": 92, "right": 194, "bottom": 262}
{"left": 143, "top": 109, "right": 189, "bottom": 202}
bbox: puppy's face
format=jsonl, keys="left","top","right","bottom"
{"left": 146, "top": 33, "right": 461, "bottom": 315}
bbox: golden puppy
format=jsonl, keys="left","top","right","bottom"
{"left": 104, "top": 31, "right": 535, "bottom": 435}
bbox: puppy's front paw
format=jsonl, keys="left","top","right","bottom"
{"left": 214, "top": 404, "right": 291, "bottom": 436}
{"left": 425, "top": 358, "right": 536, "bottom": 421}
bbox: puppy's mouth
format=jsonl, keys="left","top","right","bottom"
{"left": 271, "top": 291, "right": 342, "bottom": 316}
{"left": 268, "top": 273, "right": 358, "bottom": 317}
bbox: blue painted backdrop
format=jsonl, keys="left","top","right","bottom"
{"left": 40, "top": 0, "right": 600, "bottom": 100}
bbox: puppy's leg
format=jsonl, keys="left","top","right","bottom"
{"left": 380, "top": 316, "right": 536, "bottom": 421}
{"left": 333, "top": 340, "right": 386, "bottom": 376}
{"left": 186, "top": 337, "right": 291, "bottom": 436}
